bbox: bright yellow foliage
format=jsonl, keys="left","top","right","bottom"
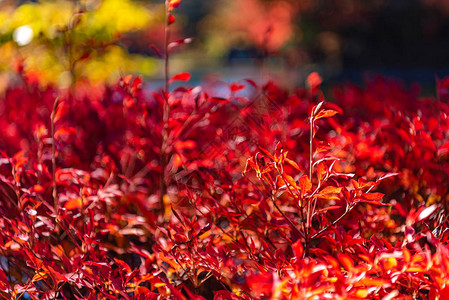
{"left": 0, "top": 0, "right": 157, "bottom": 86}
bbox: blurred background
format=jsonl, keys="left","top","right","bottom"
{"left": 1, "top": 0, "right": 449, "bottom": 89}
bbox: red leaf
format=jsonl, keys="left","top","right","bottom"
{"left": 440, "top": 286, "right": 449, "bottom": 300}
{"left": 439, "top": 141, "right": 449, "bottom": 156}
{"left": 247, "top": 272, "right": 273, "bottom": 296}
{"left": 132, "top": 76, "right": 143, "bottom": 90}
{"left": 230, "top": 82, "right": 245, "bottom": 92}
{"left": 419, "top": 131, "right": 436, "bottom": 151}
{"left": 214, "top": 290, "right": 239, "bottom": 300}
{"left": 165, "top": 282, "right": 187, "bottom": 300}
{"left": 257, "top": 146, "right": 275, "bottom": 160}
{"left": 358, "top": 200, "right": 390, "bottom": 206}
{"left": 135, "top": 286, "right": 159, "bottom": 299}
{"left": 245, "top": 78, "right": 258, "bottom": 87}
{"left": 284, "top": 157, "right": 304, "bottom": 173}
{"left": 292, "top": 240, "right": 303, "bottom": 258}
{"left": 316, "top": 206, "right": 341, "bottom": 213}
{"left": 210, "top": 97, "right": 229, "bottom": 103}
{"left": 168, "top": 14, "right": 175, "bottom": 25}
{"left": 0, "top": 267, "right": 10, "bottom": 292}
{"left": 169, "top": 72, "right": 191, "bottom": 83}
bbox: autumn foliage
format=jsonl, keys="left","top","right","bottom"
{"left": 1, "top": 1, "right": 449, "bottom": 300}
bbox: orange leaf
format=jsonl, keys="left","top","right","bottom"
{"left": 53, "top": 101, "right": 68, "bottom": 123}
{"left": 362, "top": 192, "right": 384, "bottom": 201}
{"left": 31, "top": 184, "right": 45, "bottom": 194}
{"left": 173, "top": 154, "right": 183, "bottom": 168}
{"left": 317, "top": 161, "right": 327, "bottom": 182}
{"left": 299, "top": 175, "right": 312, "bottom": 194}
{"left": 283, "top": 174, "right": 299, "bottom": 190}
{"left": 175, "top": 140, "right": 196, "bottom": 150}
{"left": 315, "top": 194, "right": 340, "bottom": 200}
{"left": 114, "top": 258, "right": 132, "bottom": 273}
{"left": 55, "top": 127, "right": 76, "bottom": 140}
{"left": 319, "top": 186, "right": 342, "bottom": 194}
{"left": 316, "top": 206, "right": 341, "bottom": 213}
{"left": 315, "top": 109, "right": 339, "bottom": 121}
{"left": 316, "top": 186, "right": 342, "bottom": 200}
{"left": 64, "top": 197, "right": 83, "bottom": 210}
{"left": 403, "top": 248, "right": 411, "bottom": 264}
{"left": 258, "top": 146, "right": 274, "bottom": 161}
{"left": 135, "top": 286, "right": 153, "bottom": 297}
{"left": 338, "top": 253, "right": 354, "bottom": 270}
{"left": 358, "top": 277, "right": 390, "bottom": 287}
{"left": 123, "top": 74, "right": 133, "bottom": 85}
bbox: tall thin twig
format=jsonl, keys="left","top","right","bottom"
{"left": 51, "top": 98, "right": 60, "bottom": 215}
{"left": 159, "top": 0, "right": 171, "bottom": 214}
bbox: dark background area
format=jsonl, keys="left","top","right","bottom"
{"left": 172, "top": 0, "right": 449, "bottom": 85}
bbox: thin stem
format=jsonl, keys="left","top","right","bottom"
{"left": 51, "top": 98, "right": 60, "bottom": 214}
{"left": 164, "top": 4, "right": 170, "bottom": 94}
{"left": 160, "top": 1, "right": 171, "bottom": 214}
{"left": 271, "top": 197, "right": 305, "bottom": 240}
{"left": 311, "top": 204, "right": 354, "bottom": 239}
{"left": 274, "top": 169, "right": 306, "bottom": 239}
{"left": 309, "top": 117, "right": 313, "bottom": 182}
{"left": 305, "top": 115, "right": 314, "bottom": 255}
{"left": 246, "top": 172, "right": 305, "bottom": 240}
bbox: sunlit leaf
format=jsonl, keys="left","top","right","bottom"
{"left": 417, "top": 204, "right": 437, "bottom": 221}
{"left": 299, "top": 175, "right": 312, "bottom": 194}
{"left": 315, "top": 109, "right": 339, "bottom": 121}
{"left": 168, "top": 0, "right": 182, "bottom": 11}
{"left": 64, "top": 197, "right": 83, "bottom": 210}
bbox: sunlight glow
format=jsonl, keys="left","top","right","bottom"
{"left": 13, "top": 25, "right": 33, "bottom": 46}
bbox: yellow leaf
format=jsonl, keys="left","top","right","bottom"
{"left": 32, "top": 272, "right": 48, "bottom": 283}
{"left": 356, "top": 289, "right": 369, "bottom": 298}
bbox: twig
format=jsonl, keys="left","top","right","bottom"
{"left": 311, "top": 204, "right": 354, "bottom": 239}
{"left": 50, "top": 98, "right": 60, "bottom": 214}
{"left": 159, "top": 0, "right": 172, "bottom": 214}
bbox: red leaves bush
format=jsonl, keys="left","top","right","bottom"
{"left": 0, "top": 69, "right": 449, "bottom": 299}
